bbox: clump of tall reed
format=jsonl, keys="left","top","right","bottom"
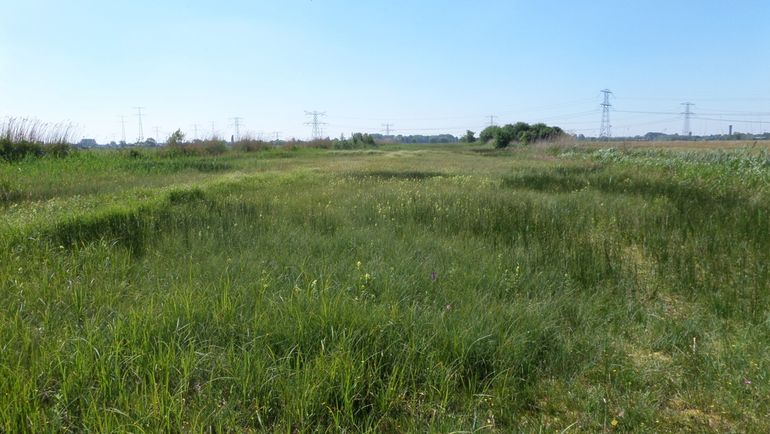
{"left": 0, "top": 117, "right": 73, "bottom": 161}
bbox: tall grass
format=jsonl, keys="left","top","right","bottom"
{"left": 0, "top": 117, "right": 74, "bottom": 161}
{"left": 1, "top": 144, "right": 769, "bottom": 431}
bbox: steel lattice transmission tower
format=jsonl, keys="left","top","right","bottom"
{"left": 681, "top": 102, "right": 695, "bottom": 136}
{"left": 305, "top": 111, "right": 326, "bottom": 140}
{"left": 382, "top": 123, "right": 394, "bottom": 135}
{"left": 134, "top": 107, "right": 145, "bottom": 142}
{"left": 230, "top": 117, "right": 243, "bottom": 141}
{"left": 119, "top": 115, "right": 126, "bottom": 143}
{"left": 599, "top": 89, "right": 613, "bottom": 140}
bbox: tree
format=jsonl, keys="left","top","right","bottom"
{"left": 510, "top": 122, "right": 531, "bottom": 139}
{"left": 479, "top": 125, "right": 500, "bottom": 143}
{"left": 463, "top": 130, "right": 476, "bottom": 143}
{"left": 351, "top": 132, "right": 376, "bottom": 147}
{"left": 167, "top": 129, "right": 185, "bottom": 146}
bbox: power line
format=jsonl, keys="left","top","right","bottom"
{"left": 614, "top": 117, "right": 682, "bottom": 129}
{"left": 616, "top": 96, "right": 770, "bottom": 102}
{"left": 304, "top": 111, "right": 327, "bottom": 140}
{"left": 328, "top": 98, "right": 601, "bottom": 122}
{"left": 82, "top": 93, "right": 769, "bottom": 140}
{"left": 496, "top": 98, "right": 598, "bottom": 115}
{"left": 692, "top": 116, "right": 769, "bottom": 125}
{"left": 614, "top": 109, "right": 680, "bottom": 115}
{"left": 326, "top": 110, "right": 599, "bottom": 133}
{"left": 379, "top": 125, "right": 482, "bottom": 132}
{"left": 527, "top": 109, "right": 599, "bottom": 123}
{"left": 694, "top": 109, "right": 770, "bottom": 117}
{"left": 599, "top": 89, "right": 613, "bottom": 140}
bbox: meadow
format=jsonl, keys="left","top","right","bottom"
{"left": 1, "top": 142, "right": 769, "bottom": 432}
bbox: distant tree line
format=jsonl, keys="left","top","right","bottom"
{"left": 479, "top": 122, "right": 566, "bottom": 148}
{"left": 326, "top": 133, "right": 377, "bottom": 149}
{"left": 575, "top": 131, "right": 770, "bottom": 142}
{"left": 369, "top": 134, "right": 459, "bottom": 144}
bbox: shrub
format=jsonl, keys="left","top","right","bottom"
{"left": 493, "top": 127, "right": 516, "bottom": 148}
{"left": 307, "top": 139, "right": 334, "bottom": 149}
{"left": 43, "top": 142, "right": 71, "bottom": 158}
{"left": 201, "top": 141, "right": 228, "bottom": 155}
{"left": 490, "top": 122, "right": 566, "bottom": 148}
{"left": 233, "top": 138, "right": 270, "bottom": 152}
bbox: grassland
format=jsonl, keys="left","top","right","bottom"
{"left": 1, "top": 142, "right": 769, "bottom": 432}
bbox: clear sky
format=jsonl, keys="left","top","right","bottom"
{"left": 2, "top": 0, "right": 769, "bottom": 142}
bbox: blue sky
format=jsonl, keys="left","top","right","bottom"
{"left": 1, "top": 0, "right": 769, "bottom": 142}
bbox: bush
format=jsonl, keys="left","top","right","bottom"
{"left": 201, "top": 141, "right": 228, "bottom": 155}
{"left": 157, "top": 128, "right": 228, "bottom": 157}
{"left": 233, "top": 139, "right": 270, "bottom": 152}
{"left": 0, "top": 139, "right": 44, "bottom": 161}
{"left": 488, "top": 122, "right": 566, "bottom": 148}
{"left": 493, "top": 126, "right": 517, "bottom": 148}
{"left": 43, "top": 142, "right": 71, "bottom": 158}
{"left": 307, "top": 139, "right": 334, "bottom": 149}
{"left": 161, "top": 140, "right": 229, "bottom": 157}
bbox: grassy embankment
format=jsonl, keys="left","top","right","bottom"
{"left": 1, "top": 142, "right": 769, "bottom": 432}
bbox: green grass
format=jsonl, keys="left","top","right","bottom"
{"left": 1, "top": 144, "right": 769, "bottom": 432}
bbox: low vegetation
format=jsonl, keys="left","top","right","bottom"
{"left": 1, "top": 141, "right": 769, "bottom": 432}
